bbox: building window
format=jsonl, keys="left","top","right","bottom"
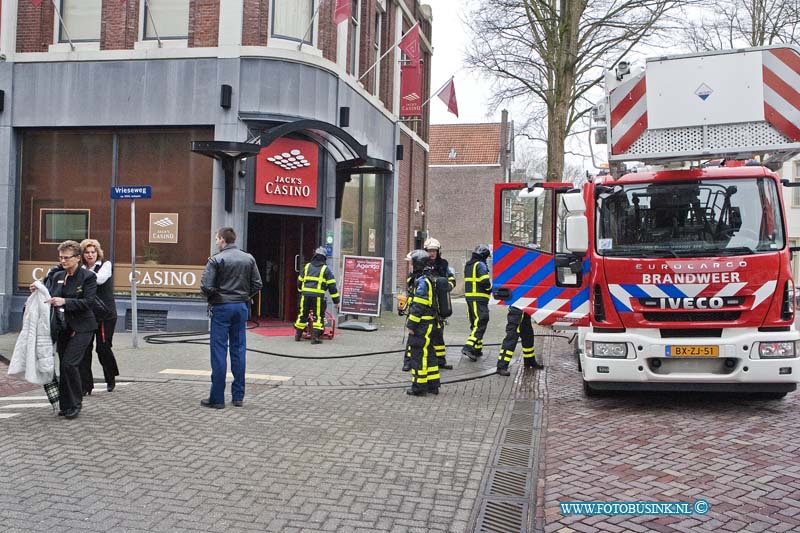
{"left": 59, "top": 0, "right": 101, "bottom": 42}
{"left": 144, "top": 0, "right": 190, "bottom": 40}
{"left": 349, "top": 0, "right": 360, "bottom": 75}
{"left": 372, "top": 10, "right": 381, "bottom": 95}
{"left": 18, "top": 128, "right": 213, "bottom": 298}
{"left": 272, "top": 0, "right": 314, "bottom": 44}
{"left": 341, "top": 174, "right": 385, "bottom": 256}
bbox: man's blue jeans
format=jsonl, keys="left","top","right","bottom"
{"left": 209, "top": 302, "right": 248, "bottom": 404}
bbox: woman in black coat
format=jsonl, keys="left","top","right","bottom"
{"left": 79, "top": 239, "right": 120, "bottom": 394}
{"left": 48, "top": 240, "right": 97, "bottom": 419}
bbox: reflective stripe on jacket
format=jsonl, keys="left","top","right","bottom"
{"left": 298, "top": 259, "right": 340, "bottom": 303}
{"left": 464, "top": 259, "right": 491, "bottom": 299}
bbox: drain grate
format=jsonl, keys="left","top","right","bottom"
{"left": 477, "top": 500, "right": 527, "bottom": 533}
{"left": 473, "top": 397, "right": 544, "bottom": 532}
{"left": 503, "top": 428, "right": 533, "bottom": 446}
{"left": 508, "top": 413, "right": 534, "bottom": 427}
{"left": 487, "top": 469, "right": 530, "bottom": 498}
{"left": 497, "top": 446, "right": 532, "bottom": 468}
{"left": 511, "top": 400, "right": 534, "bottom": 413}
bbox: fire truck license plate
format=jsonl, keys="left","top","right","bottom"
{"left": 666, "top": 345, "right": 719, "bottom": 357}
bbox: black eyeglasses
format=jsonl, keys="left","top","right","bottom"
{"left": 58, "top": 255, "right": 79, "bottom": 261}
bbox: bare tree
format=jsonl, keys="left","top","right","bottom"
{"left": 465, "top": 0, "right": 686, "bottom": 182}
{"left": 513, "top": 143, "right": 587, "bottom": 185}
{"left": 682, "top": 0, "right": 800, "bottom": 51}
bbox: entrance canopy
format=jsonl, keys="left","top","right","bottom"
{"left": 243, "top": 117, "right": 394, "bottom": 218}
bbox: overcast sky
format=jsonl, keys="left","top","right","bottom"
{"left": 425, "top": 0, "right": 497, "bottom": 125}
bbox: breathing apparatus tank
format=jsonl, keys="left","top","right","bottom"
{"left": 432, "top": 275, "right": 453, "bottom": 318}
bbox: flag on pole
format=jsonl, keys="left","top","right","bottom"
{"left": 333, "top": 0, "right": 351, "bottom": 25}
{"left": 400, "top": 64, "right": 423, "bottom": 117}
{"left": 436, "top": 77, "right": 459, "bottom": 117}
{"left": 398, "top": 25, "right": 420, "bottom": 68}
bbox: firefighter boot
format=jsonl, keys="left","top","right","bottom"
{"left": 402, "top": 357, "right": 412, "bottom": 372}
{"left": 525, "top": 358, "right": 545, "bottom": 369}
{"left": 439, "top": 357, "right": 453, "bottom": 370}
{"left": 462, "top": 347, "right": 478, "bottom": 362}
{"left": 294, "top": 328, "right": 303, "bottom": 342}
{"left": 311, "top": 330, "right": 323, "bottom": 345}
{"left": 497, "top": 366, "right": 511, "bottom": 376}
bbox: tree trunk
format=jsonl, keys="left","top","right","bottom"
{"left": 545, "top": 0, "right": 583, "bottom": 183}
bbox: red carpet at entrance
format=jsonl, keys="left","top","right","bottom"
{"left": 249, "top": 319, "right": 296, "bottom": 337}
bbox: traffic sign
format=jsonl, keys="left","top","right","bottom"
{"left": 111, "top": 186, "right": 152, "bottom": 199}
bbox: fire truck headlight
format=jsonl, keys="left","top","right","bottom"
{"left": 588, "top": 342, "right": 628, "bottom": 358}
{"left": 758, "top": 341, "right": 797, "bottom": 358}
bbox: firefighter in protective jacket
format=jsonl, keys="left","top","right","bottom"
{"left": 424, "top": 238, "right": 456, "bottom": 370}
{"left": 294, "top": 247, "right": 340, "bottom": 344}
{"left": 405, "top": 250, "right": 441, "bottom": 396}
{"left": 401, "top": 252, "right": 424, "bottom": 371}
{"left": 462, "top": 244, "right": 492, "bottom": 360}
{"left": 497, "top": 306, "right": 544, "bottom": 376}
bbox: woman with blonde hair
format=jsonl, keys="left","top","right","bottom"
{"left": 80, "top": 239, "right": 120, "bottom": 394}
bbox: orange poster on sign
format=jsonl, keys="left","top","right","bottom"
{"left": 255, "top": 138, "right": 319, "bottom": 208}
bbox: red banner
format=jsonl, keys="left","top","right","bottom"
{"left": 398, "top": 25, "right": 420, "bottom": 67}
{"left": 255, "top": 138, "right": 319, "bottom": 208}
{"left": 333, "top": 0, "right": 351, "bottom": 25}
{"left": 400, "top": 64, "right": 423, "bottom": 117}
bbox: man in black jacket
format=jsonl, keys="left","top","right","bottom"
{"left": 200, "top": 227, "right": 263, "bottom": 409}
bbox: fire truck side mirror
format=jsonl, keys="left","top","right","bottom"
{"left": 562, "top": 192, "right": 588, "bottom": 254}
{"left": 565, "top": 216, "right": 588, "bottom": 254}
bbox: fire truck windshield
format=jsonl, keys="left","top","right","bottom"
{"left": 596, "top": 178, "right": 784, "bottom": 257}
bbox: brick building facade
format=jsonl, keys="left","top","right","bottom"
{"left": 0, "top": 0, "right": 433, "bottom": 331}
{"left": 427, "top": 112, "right": 514, "bottom": 295}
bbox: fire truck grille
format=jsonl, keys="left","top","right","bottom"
{"left": 643, "top": 311, "right": 741, "bottom": 322}
{"left": 660, "top": 328, "right": 723, "bottom": 338}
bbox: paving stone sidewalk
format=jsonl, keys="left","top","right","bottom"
{"left": 0, "top": 301, "right": 527, "bottom": 532}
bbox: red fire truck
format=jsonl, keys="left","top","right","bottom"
{"left": 493, "top": 45, "right": 800, "bottom": 397}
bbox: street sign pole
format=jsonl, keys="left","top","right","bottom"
{"left": 131, "top": 199, "right": 138, "bottom": 349}
{"left": 110, "top": 185, "right": 151, "bottom": 349}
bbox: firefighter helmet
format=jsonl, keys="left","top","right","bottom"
{"left": 314, "top": 246, "right": 327, "bottom": 257}
{"left": 424, "top": 238, "right": 441, "bottom": 251}
{"left": 474, "top": 244, "right": 491, "bottom": 261}
{"left": 410, "top": 249, "right": 432, "bottom": 270}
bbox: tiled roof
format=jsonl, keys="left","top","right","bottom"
{"left": 429, "top": 123, "right": 502, "bottom": 165}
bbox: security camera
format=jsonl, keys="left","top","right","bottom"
{"left": 0, "top": 54, "right": 6, "bottom": 62}
{"left": 615, "top": 61, "right": 630, "bottom": 81}
{"left": 238, "top": 169, "right": 247, "bottom": 177}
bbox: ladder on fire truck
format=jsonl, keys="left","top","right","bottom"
{"left": 591, "top": 45, "right": 800, "bottom": 177}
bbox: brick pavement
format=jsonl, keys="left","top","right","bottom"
{"left": 0, "top": 374, "right": 513, "bottom": 532}
{"left": 5, "top": 303, "right": 800, "bottom": 532}
{"left": 0, "top": 357, "right": 38, "bottom": 398}
{"left": 533, "top": 334, "right": 800, "bottom": 533}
